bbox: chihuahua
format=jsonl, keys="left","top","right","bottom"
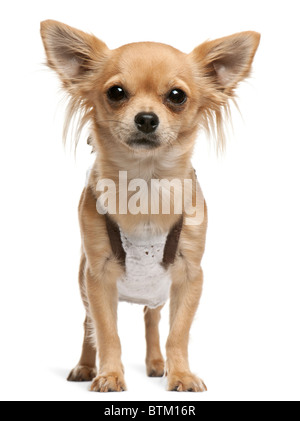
{"left": 40, "top": 20, "right": 260, "bottom": 392}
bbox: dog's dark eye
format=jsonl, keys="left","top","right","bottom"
{"left": 107, "top": 85, "right": 126, "bottom": 102}
{"left": 168, "top": 89, "right": 187, "bottom": 105}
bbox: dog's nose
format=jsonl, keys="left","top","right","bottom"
{"left": 134, "top": 112, "right": 159, "bottom": 134}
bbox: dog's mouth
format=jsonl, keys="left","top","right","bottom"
{"left": 126, "top": 137, "right": 161, "bottom": 150}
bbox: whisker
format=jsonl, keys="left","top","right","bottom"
{"left": 96, "top": 119, "right": 131, "bottom": 127}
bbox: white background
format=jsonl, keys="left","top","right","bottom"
{"left": 1, "top": 0, "right": 300, "bottom": 401}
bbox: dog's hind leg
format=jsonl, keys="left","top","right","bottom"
{"left": 67, "top": 252, "right": 97, "bottom": 382}
{"left": 144, "top": 305, "right": 165, "bottom": 377}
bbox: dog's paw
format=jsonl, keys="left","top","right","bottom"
{"left": 67, "top": 365, "right": 97, "bottom": 382}
{"left": 90, "top": 372, "right": 127, "bottom": 392}
{"left": 167, "top": 371, "right": 207, "bottom": 392}
{"left": 146, "top": 358, "right": 165, "bottom": 377}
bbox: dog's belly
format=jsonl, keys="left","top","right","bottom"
{"left": 117, "top": 229, "right": 172, "bottom": 309}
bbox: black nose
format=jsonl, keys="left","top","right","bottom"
{"left": 134, "top": 112, "right": 159, "bottom": 134}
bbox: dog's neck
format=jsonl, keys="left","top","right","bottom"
{"left": 94, "top": 133, "right": 195, "bottom": 184}
{"left": 89, "top": 130, "right": 198, "bottom": 235}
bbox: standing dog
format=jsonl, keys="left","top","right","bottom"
{"left": 40, "top": 20, "right": 260, "bottom": 392}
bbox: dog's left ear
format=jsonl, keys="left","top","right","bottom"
{"left": 191, "top": 31, "right": 260, "bottom": 92}
{"left": 40, "top": 20, "right": 108, "bottom": 85}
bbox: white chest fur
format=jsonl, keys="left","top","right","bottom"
{"left": 117, "top": 228, "right": 171, "bottom": 309}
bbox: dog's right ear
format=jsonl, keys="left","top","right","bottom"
{"left": 40, "top": 20, "right": 108, "bottom": 85}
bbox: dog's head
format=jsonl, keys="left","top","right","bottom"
{"left": 41, "top": 20, "right": 260, "bottom": 154}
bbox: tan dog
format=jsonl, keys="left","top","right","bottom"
{"left": 40, "top": 20, "right": 260, "bottom": 392}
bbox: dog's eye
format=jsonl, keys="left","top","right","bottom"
{"left": 167, "top": 89, "right": 187, "bottom": 105}
{"left": 107, "top": 86, "right": 126, "bottom": 102}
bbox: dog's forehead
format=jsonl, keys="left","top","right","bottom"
{"left": 115, "top": 41, "right": 184, "bottom": 57}
{"left": 111, "top": 42, "right": 190, "bottom": 86}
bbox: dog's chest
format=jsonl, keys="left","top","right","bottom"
{"left": 117, "top": 229, "right": 172, "bottom": 309}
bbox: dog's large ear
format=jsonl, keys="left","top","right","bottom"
{"left": 190, "top": 31, "right": 260, "bottom": 152}
{"left": 40, "top": 20, "right": 108, "bottom": 85}
{"left": 191, "top": 31, "right": 260, "bottom": 93}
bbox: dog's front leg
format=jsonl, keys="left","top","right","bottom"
{"left": 79, "top": 187, "right": 126, "bottom": 392}
{"left": 166, "top": 267, "right": 207, "bottom": 392}
{"left": 86, "top": 266, "right": 126, "bottom": 392}
{"left": 166, "top": 213, "right": 208, "bottom": 392}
